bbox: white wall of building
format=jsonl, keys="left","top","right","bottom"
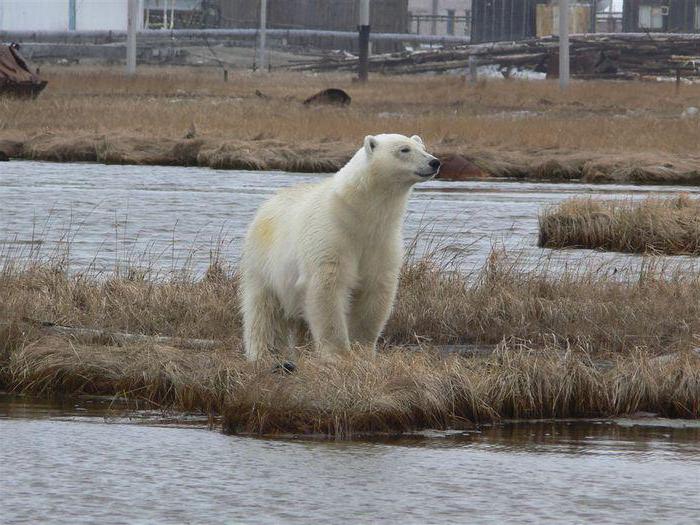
{"left": 0, "top": 0, "right": 133, "bottom": 31}
{"left": 0, "top": 0, "right": 70, "bottom": 31}
{"left": 76, "top": 0, "right": 128, "bottom": 30}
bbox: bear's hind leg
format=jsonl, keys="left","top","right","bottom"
{"left": 242, "top": 284, "right": 286, "bottom": 362}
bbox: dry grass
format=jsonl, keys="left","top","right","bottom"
{"left": 1, "top": 245, "right": 700, "bottom": 435}
{"left": 224, "top": 344, "right": 700, "bottom": 436}
{"left": 539, "top": 195, "right": 700, "bottom": 254}
{"left": 387, "top": 250, "right": 700, "bottom": 354}
{"left": 3, "top": 67, "right": 700, "bottom": 181}
{"left": 4, "top": 336, "right": 698, "bottom": 438}
{"left": 3, "top": 249, "right": 700, "bottom": 357}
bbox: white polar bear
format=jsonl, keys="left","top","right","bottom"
{"left": 240, "top": 133, "right": 441, "bottom": 361}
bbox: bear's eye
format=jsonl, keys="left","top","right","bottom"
{"left": 400, "top": 147, "right": 411, "bottom": 153}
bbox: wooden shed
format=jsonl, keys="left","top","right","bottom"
{"left": 623, "top": 0, "right": 700, "bottom": 32}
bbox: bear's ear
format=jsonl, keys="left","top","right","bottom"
{"left": 410, "top": 135, "right": 424, "bottom": 147}
{"left": 364, "top": 135, "right": 378, "bottom": 156}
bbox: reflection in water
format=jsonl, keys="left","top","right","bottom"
{"left": 1, "top": 394, "right": 699, "bottom": 524}
{"left": 2, "top": 161, "right": 700, "bottom": 276}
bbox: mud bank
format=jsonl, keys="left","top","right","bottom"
{"left": 2, "top": 133, "right": 700, "bottom": 184}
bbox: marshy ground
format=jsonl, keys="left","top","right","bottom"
{"left": 3, "top": 67, "right": 700, "bottom": 183}
{"left": 2, "top": 249, "right": 699, "bottom": 437}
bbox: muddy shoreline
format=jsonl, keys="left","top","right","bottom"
{"left": 3, "top": 133, "right": 700, "bottom": 185}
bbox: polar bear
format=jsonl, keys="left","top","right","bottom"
{"left": 240, "top": 133, "right": 441, "bottom": 361}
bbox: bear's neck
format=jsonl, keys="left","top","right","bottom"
{"left": 332, "top": 152, "right": 413, "bottom": 233}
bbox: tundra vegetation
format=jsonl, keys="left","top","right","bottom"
{"left": 1, "top": 239, "right": 698, "bottom": 437}
{"left": 539, "top": 195, "right": 700, "bottom": 255}
{"left": 2, "top": 67, "right": 700, "bottom": 183}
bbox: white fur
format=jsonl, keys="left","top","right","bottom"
{"left": 240, "top": 133, "right": 440, "bottom": 361}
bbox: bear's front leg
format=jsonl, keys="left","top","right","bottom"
{"left": 348, "top": 277, "right": 398, "bottom": 351}
{"left": 304, "top": 262, "right": 352, "bottom": 358}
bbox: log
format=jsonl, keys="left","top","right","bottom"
{"left": 286, "top": 33, "right": 700, "bottom": 80}
{"left": 2, "top": 319, "right": 221, "bottom": 350}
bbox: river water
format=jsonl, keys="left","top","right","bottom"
{"left": 1, "top": 394, "right": 699, "bottom": 524}
{"left": 3, "top": 163, "right": 700, "bottom": 523}
{"left": 3, "top": 161, "right": 700, "bottom": 276}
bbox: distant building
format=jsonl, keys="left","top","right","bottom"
{"left": 213, "top": 0, "right": 408, "bottom": 33}
{"left": 211, "top": 0, "right": 409, "bottom": 52}
{"left": 0, "top": 1, "right": 206, "bottom": 32}
{"left": 596, "top": 0, "right": 624, "bottom": 32}
{"left": 470, "top": 0, "right": 539, "bottom": 43}
{"left": 143, "top": 1, "right": 203, "bottom": 29}
{"left": 0, "top": 0, "right": 135, "bottom": 31}
{"left": 470, "top": 1, "right": 620, "bottom": 44}
{"left": 623, "top": 0, "right": 700, "bottom": 32}
{"left": 408, "top": 1, "right": 471, "bottom": 36}
{"left": 535, "top": 1, "right": 596, "bottom": 37}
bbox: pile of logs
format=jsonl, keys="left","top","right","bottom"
{"left": 288, "top": 33, "right": 700, "bottom": 79}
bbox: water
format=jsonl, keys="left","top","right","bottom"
{"left": 3, "top": 160, "right": 700, "bottom": 275}
{"left": 1, "top": 394, "right": 699, "bottom": 524}
{"left": 4, "top": 163, "right": 699, "bottom": 523}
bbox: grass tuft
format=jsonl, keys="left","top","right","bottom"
{"left": 539, "top": 196, "right": 700, "bottom": 255}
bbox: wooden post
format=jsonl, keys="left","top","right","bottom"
{"left": 559, "top": 0, "right": 570, "bottom": 89}
{"left": 258, "top": 0, "right": 268, "bottom": 72}
{"left": 126, "top": 0, "right": 138, "bottom": 75}
{"left": 468, "top": 54, "right": 478, "bottom": 84}
{"left": 358, "top": 0, "right": 370, "bottom": 82}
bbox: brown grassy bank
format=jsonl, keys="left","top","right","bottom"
{"left": 1, "top": 249, "right": 700, "bottom": 436}
{"left": 3, "top": 67, "right": 700, "bottom": 183}
{"left": 5, "top": 132, "right": 700, "bottom": 184}
{"left": 539, "top": 196, "right": 700, "bottom": 254}
{"left": 6, "top": 337, "right": 698, "bottom": 437}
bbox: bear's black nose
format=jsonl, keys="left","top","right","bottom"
{"left": 429, "top": 159, "right": 441, "bottom": 170}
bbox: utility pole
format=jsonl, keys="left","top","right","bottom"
{"left": 68, "top": 0, "right": 76, "bottom": 31}
{"left": 431, "top": 0, "right": 438, "bottom": 35}
{"left": 559, "top": 0, "right": 570, "bottom": 89}
{"left": 258, "top": 0, "right": 268, "bottom": 71}
{"left": 358, "top": 0, "right": 370, "bottom": 82}
{"left": 126, "top": 0, "right": 138, "bottom": 75}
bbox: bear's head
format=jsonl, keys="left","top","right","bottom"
{"left": 363, "top": 133, "right": 441, "bottom": 184}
